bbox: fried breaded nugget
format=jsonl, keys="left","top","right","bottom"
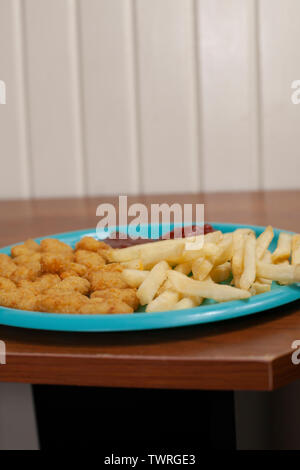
{"left": 11, "top": 239, "right": 40, "bottom": 258}
{"left": 10, "top": 262, "right": 41, "bottom": 282}
{"left": 41, "top": 252, "right": 73, "bottom": 274}
{"left": 0, "top": 276, "right": 17, "bottom": 291}
{"left": 0, "top": 254, "right": 17, "bottom": 278}
{"left": 49, "top": 276, "right": 90, "bottom": 295}
{"left": 60, "top": 263, "right": 87, "bottom": 279}
{"left": 18, "top": 274, "right": 61, "bottom": 294}
{"left": 91, "top": 288, "right": 139, "bottom": 310}
{"left": 36, "top": 291, "right": 88, "bottom": 314}
{"left": 85, "top": 263, "right": 123, "bottom": 281}
{"left": 13, "top": 253, "right": 41, "bottom": 265}
{"left": 79, "top": 298, "right": 133, "bottom": 314}
{"left": 88, "top": 269, "right": 129, "bottom": 291}
{"left": 0, "top": 288, "right": 38, "bottom": 311}
{"left": 75, "top": 250, "right": 106, "bottom": 269}
{"left": 40, "top": 238, "right": 73, "bottom": 257}
{"left": 75, "top": 236, "right": 110, "bottom": 253}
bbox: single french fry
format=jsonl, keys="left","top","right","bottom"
{"left": 156, "top": 278, "right": 175, "bottom": 296}
{"left": 210, "top": 261, "right": 231, "bottom": 283}
{"left": 256, "top": 225, "right": 274, "bottom": 260}
{"left": 210, "top": 235, "right": 233, "bottom": 266}
{"left": 168, "top": 270, "right": 250, "bottom": 302}
{"left": 141, "top": 243, "right": 184, "bottom": 269}
{"left": 240, "top": 233, "right": 256, "bottom": 290}
{"left": 121, "top": 269, "right": 149, "bottom": 288}
{"left": 172, "top": 297, "right": 202, "bottom": 310}
{"left": 192, "top": 258, "right": 213, "bottom": 281}
{"left": 232, "top": 229, "right": 246, "bottom": 287}
{"left": 174, "top": 262, "right": 192, "bottom": 275}
{"left": 256, "top": 261, "right": 300, "bottom": 284}
{"left": 292, "top": 235, "right": 300, "bottom": 265}
{"left": 271, "top": 233, "right": 292, "bottom": 264}
{"left": 257, "top": 250, "right": 273, "bottom": 284}
{"left": 249, "top": 282, "right": 271, "bottom": 295}
{"left": 120, "top": 259, "right": 143, "bottom": 270}
{"left": 146, "top": 290, "right": 179, "bottom": 313}
{"left": 179, "top": 243, "right": 219, "bottom": 264}
{"left": 106, "top": 231, "right": 222, "bottom": 263}
{"left": 262, "top": 250, "right": 272, "bottom": 263}
{"left": 137, "top": 261, "right": 170, "bottom": 305}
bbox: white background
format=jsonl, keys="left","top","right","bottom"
{"left": 0, "top": 0, "right": 299, "bottom": 199}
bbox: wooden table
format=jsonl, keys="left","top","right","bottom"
{"left": 0, "top": 191, "right": 299, "bottom": 392}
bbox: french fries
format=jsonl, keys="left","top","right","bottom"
{"left": 292, "top": 235, "right": 300, "bottom": 265}
{"left": 168, "top": 270, "right": 251, "bottom": 302}
{"left": 173, "top": 297, "right": 202, "bottom": 310}
{"left": 256, "top": 225, "right": 274, "bottom": 260}
{"left": 174, "top": 262, "right": 192, "bottom": 275}
{"left": 137, "top": 261, "right": 170, "bottom": 305}
{"left": 271, "top": 233, "right": 292, "bottom": 264}
{"left": 240, "top": 233, "right": 256, "bottom": 290}
{"left": 192, "top": 258, "right": 213, "bottom": 281}
{"left": 210, "top": 261, "right": 231, "bottom": 283}
{"left": 256, "top": 262, "right": 300, "bottom": 284}
{"left": 111, "top": 224, "right": 300, "bottom": 314}
{"left": 146, "top": 290, "right": 179, "bottom": 313}
{"left": 120, "top": 259, "right": 143, "bottom": 270}
{"left": 121, "top": 269, "right": 149, "bottom": 288}
{"left": 249, "top": 281, "right": 271, "bottom": 295}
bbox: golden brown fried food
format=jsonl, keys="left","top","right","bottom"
{"left": 10, "top": 262, "right": 41, "bottom": 282}
{"left": 18, "top": 274, "right": 61, "bottom": 294}
{"left": 41, "top": 252, "right": 74, "bottom": 274}
{"left": 11, "top": 239, "right": 40, "bottom": 258}
{"left": 36, "top": 291, "right": 88, "bottom": 314}
{"left": 75, "top": 250, "right": 106, "bottom": 269}
{"left": 13, "top": 253, "right": 41, "bottom": 265}
{"left": 0, "top": 254, "right": 17, "bottom": 278}
{"left": 59, "top": 262, "right": 87, "bottom": 279}
{"left": 40, "top": 238, "right": 73, "bottom": 256}
{"left": 75, "top": 236, "right": 110, "bottom": 253}
{"left": 88, "top": 269, "right": 129, "bottom": 291}
{"left": 0, "top": 237, "right": 141, "bottom": 314}
{"left": 49, "top": 276, "right": 90, "bottom": 295}
{"left": 91, "top": 288, "right": 139, "bottom": 310}
{"left": 85, "top": 263, "right": 123, "bottom": 281}
{"left": 79, "top": 298, "right": 133, "bottom": 314}
{"left": 0, "top": 288, "right": 38, "bottom": 311}
{"left": 0, "top": 276, "right": 17, "bottom": 291}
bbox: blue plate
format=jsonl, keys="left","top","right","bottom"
{"left": 0, "top": 222, "right": 299, "bottom": 332}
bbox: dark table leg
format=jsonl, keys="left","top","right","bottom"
{"left": 33, "top": 385, "right": 236, "bottom": 450}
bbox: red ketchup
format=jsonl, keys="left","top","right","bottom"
{"left": 106, "top": 224, "right": 214, "bottom": 249}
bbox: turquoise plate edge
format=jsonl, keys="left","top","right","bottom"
{"left": 0, "top": 222, "right": 299, "bottom": 332}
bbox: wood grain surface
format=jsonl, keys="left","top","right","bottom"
{"left": 0, "top": 191, "right": 300, "bottom": 390}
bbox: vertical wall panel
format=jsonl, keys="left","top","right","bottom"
{"left": 24, "top": 0, "right": 84, "bottom": 197}
{"left": 0, "top": 0, "right": 30, "bottom": 199}
{"left": 259, "top": 0, "right": 300, "bottom": 189}
{"left": 79, "top": 0, "right": 139, "bottom": 195}
{"left": 198, "top": 0, "right": 260, "bottom": 191}
{"left": 136, "top": 0, "right": 200, "bottom": 194}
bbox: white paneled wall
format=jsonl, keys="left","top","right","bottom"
{"left": 0, "top": 0, "right": 299, "bottom": 199}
